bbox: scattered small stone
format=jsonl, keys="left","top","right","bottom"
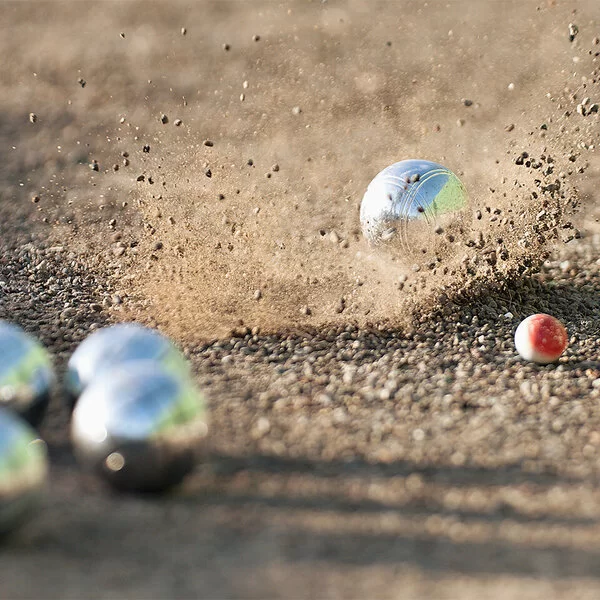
{"left": 461, "top": 98, "right": 473, "bottom": 107}
{"left": 29, "top": 113, "right": 37, "bottom": 123}
{"left": 203, "top": 139, "right": 214, "bottom": 147}
{"left": 300, "top": 305, "right": 311, "bottom": 316}
{"left": 120, "top": 32, "right": 125, "bottom": 38}
{"left": 31, "top": 195, "right": 40, "bottom": 204}
{"left": 136, "top": 175, "right": 145, "bottom": 182}
{"left": 181, "top": 27, "right": 187, "bottom": 36}
{"left": 223, "top": 43, "right": 230, "bottom": 51}
{"left": 113, "top": 164, "right": 119, "bottom": 171}
{"left": 205, "top": 169, "right": 212, "bottom": 178}
{"left": 568, "top": 23, "right": 579, "bottom": 42}
{"left": 160, "top": 114, "right": 168, "bottom": 124}
{"left": 89, "top": 160, "right": 99, "bottom": 171}
{"left": 247, "top": 159, "right": 254, "bottom": 166}
{"left": 174, "top": 119, "right": 182, "bottom": 126}
{"left": 240, "top": 93, "right": 245, "bottom": 102}
{"left": 153, "top": 241, "right": 163, "bottom": 251}
{"left": 252, "top": 34, "right": 260, "bottom": 42}
{"left": 292, "top": 106, "right": 302, "bottom": 115}
{"left": 505, "top": 123, "right": 515, "bottom": 132}
{"left": 77, "top": 77, "right": 86, "bottom": 88}
{"left": 329, "top": 231, "right": 340, "bottom": 244}
{"left": 254, "top": 289, "right": 262, "bottom": 300}
{"left": 272, "top": 164, "right": 280, "bottom": 172}
{"left": 143, "top": 145, "right": 150, "bottom": 153}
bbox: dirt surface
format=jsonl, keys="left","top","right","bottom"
{"left": 2, "top": 1, "right": 600, "bottom": 598}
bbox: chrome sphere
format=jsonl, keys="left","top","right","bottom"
{"left": 0, "top": 408, "right": 48, "bottom": 536}
{"left": 360, "top": 159, "right": 468, "bottom": 258}
{"left": 65, "top": 323, "right": 190, "bottom": 406}
{"left": 0, "top": 321, "right": 55, "bottom": 427}
{"left": 71, "top": 361, "right": 208, "bottom": 492}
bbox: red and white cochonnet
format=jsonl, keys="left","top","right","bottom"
{"left": 514, "top": 313, "right": 568, "bottom": 364}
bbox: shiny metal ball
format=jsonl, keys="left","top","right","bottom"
{"left": 71, "top": 361, "right": 208, "bottom": 492}
{"left": 0, "top": 321, "right": 55, "bottom": 427}
{"left": 360, "top": 159, "right": 468, "bottom": 258}
{"left": 65, "top": 323, "right": 189, "bottom": 406}
{"left": 0, "top": 408, "right": 48, "bottom": 536}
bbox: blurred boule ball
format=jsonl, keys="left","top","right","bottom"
{"left": 65, "top": 323, "right": 190, "bottom": 407}
{"left": 0, "top": 321, "right": 55, "bottom": 427}
{"left": 71, "top": 361, "right": 208, "bottom": 493}
{"left": 0, "top": 408, "right": 48, "bottom": 536}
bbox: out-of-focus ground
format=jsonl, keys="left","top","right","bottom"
{"left": 2, "top": 1, "right": 600, "bottom": 598}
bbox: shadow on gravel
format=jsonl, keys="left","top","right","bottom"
{"left": 207, "top": 452, "right": 583, "bottom": 488}
{"left": 270, "top": 529, "right": 600, "bottom": 578}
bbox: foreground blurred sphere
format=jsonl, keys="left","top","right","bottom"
{"left": 71, "top": 362, "right": 208, "bottom": 492}
{"left": 360, "top": 159, "right": 468, "bottom": 258}
{"left": 65, "top": 323, "right": 189, "bottom": 405}
{"left": 0, "top": 408, "right": 48, "bottom": 536}
{"left": 0, "top": 321, "right": 55, "bottom": 427}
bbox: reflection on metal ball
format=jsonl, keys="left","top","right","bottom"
{"left": 71, "top": 361, "right": 209, "bottom": 493}
{"left": 0, "top": 321, "right": 55, "bottom": 427}
{"left": 360, "top": 159, "right": 468, "bottom": 259}
{"left": 65, "top": 323, "right": 190, "bottom": 406}
{"left": 0, "top": 408, "right": 48, "bottom": 536}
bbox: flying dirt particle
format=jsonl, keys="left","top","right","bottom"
{"left": 143, "top": 145, "right": 150, "bottom": 153}
{"left": 203, "top": 140, "right": 214, "bottom": 147}
{"left": 205, "top": 169, "right": 212, "bottom": 178}
{"left": 271, "top": 164, "right": 280, "bottom": 172}
{"left": 31, "top": 195, "right": 40, "bottom": 204}
{"left": 292, "top": 106, "right": 302, "bottom": 115}
{"left": 461, "top": 98, "right": 473, "bottom": 106}
{"left": 568, "top": 23, "right": 578, "bottom": 42}
{"left": 181, "top": 27, "right": 187, "bottom": 36}
{"left": 174, "top": 119, "right": 182, "bottom": 126}
{"left": 77, "top": 77, "right": 86, "bottom": 88}
{"left": 120, "top": 32, "right": 125, "bottom": 38}
{"left": 252, "top": 34, "right": 260, "bottom": 42}
{"left": 29, "top": 113, "right": 37, "bottom": 123}
{"left": 222, "top": 43, "right": 230, "bottom": 51}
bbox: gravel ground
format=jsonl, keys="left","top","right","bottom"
{"left": 2, "top": 2, "right": 600, "bottom": 599}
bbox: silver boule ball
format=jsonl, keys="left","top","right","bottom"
{"left": 0, "top": 321, "right": 55, "bottom": 427}
{"left": 71, "top": 361, "right": 208, "bottom": 492}
{"left": 0, "top": 408, "right": 48, "bottom": 536}
{"left": 360, "top": 159, "right": 468, "bottom": 258}
{"left": 65, "top": 323, "right": 189, "bottom": 406}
